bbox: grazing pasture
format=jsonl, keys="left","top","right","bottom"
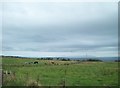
{"left": 1, "top": 57, "right": 119, "bottom": 87}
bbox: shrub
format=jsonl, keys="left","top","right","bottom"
{"left": 84, "top": 58, "right": 102, "bottom": 62}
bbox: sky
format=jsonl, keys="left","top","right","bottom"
{"left": 1, "top": 2, "right": 118, "bottom": 57}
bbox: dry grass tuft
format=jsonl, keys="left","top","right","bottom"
{"left": 26, "top": 80, "right": 41, "bottom": 88}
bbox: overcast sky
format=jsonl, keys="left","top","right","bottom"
{"left": 1, "top": 2, "right": 118, "bottom": 57}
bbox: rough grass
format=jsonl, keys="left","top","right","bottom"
{"left": 2, "top": 57, "right": 119, "bottom": 86}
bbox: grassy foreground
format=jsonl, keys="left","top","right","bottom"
{"left": 1, "top": 57, "right": 119, "bottom": 87}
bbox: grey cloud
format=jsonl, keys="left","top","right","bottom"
{"left": 2, "top": 2, "right": 118, "bottom": 57}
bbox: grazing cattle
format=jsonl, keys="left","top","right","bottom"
{"left": 34, "top": 61, "right": 38, "bottom": 64}
{"left": 25, "top": 62, "right": 33, "bottom": 64}
{"left": 3, "top": 70, "right": 7, "bottom": 74}
{"left": 51, "top": 61, "right": 55, "bottom": 64}
{"left": 56, "top": 63, "right": 59, "bottom": 65}
{"left": 25, "top": 62, "right": 28, "bottom": 64}
{"left": 29, "top": 62, "right": 33, "bottom": 64}
{"left": 66, "top": 63, "right": 69, "bottom": 65}
{"left": 3, "top": 70, "right": 12, "bottom": 75}
{"left": 64, "top": 63, "right": 69, "bottom": 65}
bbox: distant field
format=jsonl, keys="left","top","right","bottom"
{"left": 1, "top": 57, "right": 119, "bottom": 87}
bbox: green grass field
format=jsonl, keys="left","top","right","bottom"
{"left": 1, "top": 57, "right": 119, "bottom": 87}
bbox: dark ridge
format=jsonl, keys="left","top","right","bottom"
{"left": 1, "top": 55, "right": 119, "bottom": 62}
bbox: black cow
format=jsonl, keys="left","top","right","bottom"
{"left": 34, "top": 61, "right": 38, "bottom": 64}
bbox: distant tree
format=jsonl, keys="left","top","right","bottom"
{"left": 76, "top": 60, "right": 80, "bottom": 61}
{"left": 61, "top": 58, "right": 67, "bottom": 61}
{"left": 67, "top": 59, "right": 71, "bottom": 61}
{"left": 41, "top": 58, "right": 44, "bottom": 60}
{"left": 47, "top": 58, "right": 51, "bottom": 60}
{"left": 37, "top": 58, "right": 40, "bottom": 60}
{"left": 50, "top": 58, "right": 53, "bottom": 60}
{"left": 57, "top": 58, "right": 59, "bottom": 60}
{"left": 86, "top": 59, "right": 102, "bottom": 62}
{"left": 115, "top": 60, "right": 120, "bottom": 62}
